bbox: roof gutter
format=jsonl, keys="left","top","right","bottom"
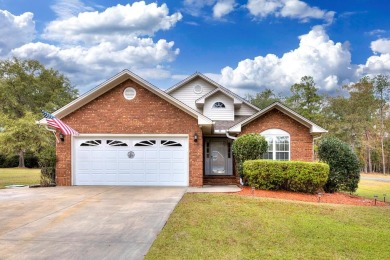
{"left": 226, "top": 132, "right": 237, "bottom": 140}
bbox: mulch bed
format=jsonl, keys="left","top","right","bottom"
{"left": 235, "top": 186, "right": 389, "bottom": 207}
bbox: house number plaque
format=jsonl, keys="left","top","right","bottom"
{"left": 127, "top": 151, "right": 135, "bottom": 159}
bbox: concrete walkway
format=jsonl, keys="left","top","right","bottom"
{"left": 361, "top": 176, "right": 390, "bottom": 182}
{"left": 0, "top": 186, "right": 185, "bottom": 260}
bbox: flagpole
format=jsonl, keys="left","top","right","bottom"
{"left": 45, "top": 125, "right": 60, "bottom": 143}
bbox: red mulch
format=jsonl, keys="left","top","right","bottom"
{"left": 235, "top": 186, "right": 389, "bottom": 207}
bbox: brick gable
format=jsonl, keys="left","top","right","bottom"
{"left": 239, "top": 108, "right": 313, "bottom": 161}
{"left": 56, "top": 79, "right": 203, "bottom": 186}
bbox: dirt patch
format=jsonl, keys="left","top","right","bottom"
{"left": 236, "top": 187, "right": 388, "bottom": 207}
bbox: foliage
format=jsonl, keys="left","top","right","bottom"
{"left": 285, "top": 76, "right": 323, "bottom": 123}
{"left": 37, "top": 146, "right": 56, "bottom": 186}
{"left": 243, "top": 160, "right": 329, "bottom": 193}
{"left": 373, "top": 74, "right": 390, "bottom": 174}
{"left": 0, "top": 57, "right": 78, "bottom": 119}
{"left": 232, "top": 134, "right": 268, "bottom": 177}
{"left": 0, "top": 57, "right": 76, "bottom": 167}
{"left": 146, "top": 193, "right": 390, "bottom": 260}
{"left": 0, "top": 152, "right": 38, "bottom": 168}
{"left": 318, "top": 137, "right": 361, "bottom": 193}
{"left": 0, "top": 112, "right": 53, "bottom": 167}
{"left": 246, "top": 88, "right": 281, "bottom": 109}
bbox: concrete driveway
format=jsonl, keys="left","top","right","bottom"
{"left": 0, "top": 186, "right": 185, "bottom": 259}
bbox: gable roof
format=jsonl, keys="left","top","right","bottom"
{"left": 39, "top": 70, "right": 213, "bottom": 126}
{"left": 228, "top": 102, "right": 328, "bottom": 134}
{"left": 195, "top": 88, "right": 242, "bottom": 108}
{"left": 166, "top": 72, "right": 260, "bottom": 112}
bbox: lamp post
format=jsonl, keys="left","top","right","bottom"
{"left": 317, "top": 192, "right": 322, "bottom": 203}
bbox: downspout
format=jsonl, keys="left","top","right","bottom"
{"left": 226, "top": 131, "right": 237, "bottom": 140}
{"left": 313, "top": 135, "right": 323, "bottom": 161}
{"left": 225, "top": 132, "right": 243, "bottom": 184}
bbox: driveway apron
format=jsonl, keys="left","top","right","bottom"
{"left": 0, "top": 186, "right": 185, "bottom": 259}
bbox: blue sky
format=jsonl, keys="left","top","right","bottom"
{"left": 1, "top": 0, "right": 390, "bottom": 96}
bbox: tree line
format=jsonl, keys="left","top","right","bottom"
{"left": 246, "top": 75, "right": 390, "bottom": 174}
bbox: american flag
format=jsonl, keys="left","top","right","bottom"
{"left": 41, "top": 110, "right": 79, "bottom": 136}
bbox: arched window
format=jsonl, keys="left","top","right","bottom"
{"left": 260, "top": 129, "right": 290, "bottom": 160}
{"left": 213, "top": 102, "right": 225, "bottom": 108}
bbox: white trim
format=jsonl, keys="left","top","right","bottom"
{"left": 71, "top": 134, "right": 190, "bottom": 186}
{"left": 261, "top": 128, "right": 290, "bottom": 161}
{"left": 73, "top": 133, "right": 189, "bottom": 137}
{"left": 228, "top": 102, "right": 327, "bottom": 134}
{"left": 166, "top": 72, "right": 260, "bottom": 111}
{"left": 123, "top": 87, "right": 136, "bottom": 100}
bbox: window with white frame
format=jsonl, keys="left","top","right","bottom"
{"left": 261, "top": 129, "right": 290, "bottom": 160}
{"left": 212, "top": 102, "right": 226, "bottom": 108}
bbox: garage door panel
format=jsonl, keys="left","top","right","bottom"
{"left": 74, "top": 137, "right": 188, "bottom": 186}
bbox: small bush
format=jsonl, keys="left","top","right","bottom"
{"left": 37, "top": 147, "right": 56, "bottom": 186}
{"left": 243, "top": 160, "right": 329, "bottom": 193}
{"left": 232, "top": 134, "right": 268, "bottom": 177}
{"left": 318, "top": 137, "right": 360, "bottom": 193}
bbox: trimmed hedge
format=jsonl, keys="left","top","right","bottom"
{"left": 243, "top": 160, "right": 329, "bottom": 193}
{"left": 232, "top": 133, "right": 268, "bottom": 177}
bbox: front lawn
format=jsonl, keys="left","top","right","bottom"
{"left": 146, "top": 193, "right": 390, "bottom": 259}
{"left": 356, "top": 174, "right": 390, "bottom": 200}
{"left": 0, "top": 168, "right": 40, "bottom": 188}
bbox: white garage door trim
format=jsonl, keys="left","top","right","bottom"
{"left": 71, "top": 134, "right": 189, "bottom": 186}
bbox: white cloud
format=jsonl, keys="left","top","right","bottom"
{"left": 213, "top": 0, "right": 236, "bottom": 19}
{"left": 51, "top": 0, "right": 94, "bottom": 19}
{"left": 183, "top": 0, "right": 235, "bottom": 18}
{"left": 246, "top": 0, "right": 282, "bottom": 17}
{"left": 183, "top": 0, "right": 216, "bottom": 17}
{"left": 11, "top": 39, "right": 179, "bottom": 92}
{"left": 0, "top": 10, "right": 35, "bottom": 56}
{"left": 219, "top": 26, "right": 354, "bottom": 94}
{"left": 6, "top": 2, "right": 182, "bottom": 93}
{"left": 247, "top": 0, "right": 334, "bottom": 23}
{"left": 371, "top": 39, "right": 390, "bottom": 54}
{"left": 44, "top": 2, "right": 182, "bottom": 44}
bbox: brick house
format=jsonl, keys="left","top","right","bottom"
{"left": 40, "top": 70, "right": 327, "bottom": 187}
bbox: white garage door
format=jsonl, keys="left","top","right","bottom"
{"left": 73, "top": 136, "right": 188, "bottom": 186}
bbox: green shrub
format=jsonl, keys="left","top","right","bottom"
{"left": 318, "top": 137, "right": 360, "bottom": 193}
{"left": 232, "top": 134, "right": 268, "bottom": 178}
{"left": 243, "top": 160, "right": 329, "bottom": 193}
{"left": 37, "top": 147, "right": 56, "bottom": 186}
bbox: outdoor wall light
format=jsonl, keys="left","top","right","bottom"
{"left": 59, "top": 132, "right": 65, "bottom": 142}
{"left": 194, "top": 133, "right": 198, "bottom": 142}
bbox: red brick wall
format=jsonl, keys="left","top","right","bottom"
{"left": 239, "top": 108, "right": 313, "bottom": 161}
{"left": 56, "top": 79, "right": 203, "bottom": 187}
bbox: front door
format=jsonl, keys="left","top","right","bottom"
{"left": 205, "top": 138, "right": 233, "bottom": 176}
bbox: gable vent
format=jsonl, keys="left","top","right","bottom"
{"left": 123, "top": 87, "right": 136, "bottom": 100}
{"left": 193, "top": 84, "right": 203, "bottom": 94}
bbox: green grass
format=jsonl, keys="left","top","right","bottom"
{"left": 355, "top": 174, "right": 390, "bottom": 200}
{"left": 146, "top": 193, "right": 390, "bottom": 260}
{"left": 0, "top": 168, "right": 41, "bottom": 188}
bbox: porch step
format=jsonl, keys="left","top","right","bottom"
{"left": 203, "top": 176, "right": 239, "bottom": 185}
